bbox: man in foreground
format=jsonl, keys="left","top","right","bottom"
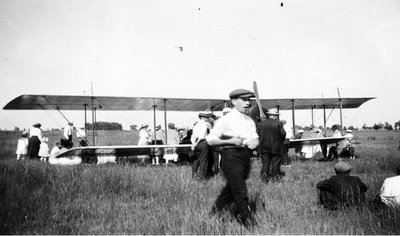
{"left": 207, "top": 88, "right": 259, "bottom": 228}
{"left": 317, "top": 160, "right": 368, "bottom": 210}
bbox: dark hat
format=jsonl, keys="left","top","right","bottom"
{"left": 396, "top": 165, "right": 400, "bottom": 175}
{"left": 168, "top": 123, "right": 175, "bottom": 128}
{"left": 229, "top": 89, "right": 255, "bottom": 99}
{"left": 33, "top": 123, "right": 41, "bottom": 128}
{"left": 334, "top": 161, "right": 352, "bottom": 173}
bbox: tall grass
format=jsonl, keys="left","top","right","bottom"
{"left": 1, "top": 130, "right": 400, "bottom": 234}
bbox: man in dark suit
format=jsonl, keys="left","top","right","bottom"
{"left": 317, "top": 160, "right": 368, "bottom": 210}
{"left": 257, "top": 108, "right": 286, "bottom": 182}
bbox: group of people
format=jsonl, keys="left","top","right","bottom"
{"left": 137, "top": 122, "right": 182, "bottom": 165}
{"left": 15, "top": 121, "right": 88, "bottom": 162}
{"left": 191, "top": 88, "right": 399, "bottom": 229}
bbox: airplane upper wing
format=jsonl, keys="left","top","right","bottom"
{"left": 288, "top": 137, "right": 345, "bottom": 148}
{"left": 3, "top": 94, "right": 375, "bottom": 111}
{"left": 259, "top": 97, "right": 375, "bottom": 110}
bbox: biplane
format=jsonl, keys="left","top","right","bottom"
{"left": 2, "top": 86, "right": 375, "bottom": 165}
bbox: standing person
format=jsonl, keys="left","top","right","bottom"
{"left": 164, "top": 123, "right": 180, "bottom": 164}
{"left": 317, "top": 160, "right": 368, "bottom": 210}
{"left": 191, "top": 112, "right": 213, "bottom": 179}
{"left": 27, "top": 123, "right": 43, "bottom": 160}
{"left": 281, "top": 119, "right": 292, "bottom": 167}
{"left": 76, "top": 125, "right": 88, "bottom": 146}
{"left": 207, "top": 88, "right": 259, "bottom": 228}
{"left": 63, "top": 121, "right": 74, "bottom": 148}
{"left": 257, "top": 108, "right": 286, "bottom": 183}
{"left": 150, "top": 124, "right": 165, "bottom": 165}
{"left": 138, "top": 124, "right": 151, "bottom": 146}
{"left": 39, "top": 137, "right": 50, "bottom": 162}
{"left": 16, "top": 131, "right": 29, "bottom": 160}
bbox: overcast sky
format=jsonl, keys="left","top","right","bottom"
{"left": 1, "top": 0, "right": 399, "bottom": 130}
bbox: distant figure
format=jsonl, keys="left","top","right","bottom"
{"left": 39, "top": 137, "right": 50, "bottom": 162}
{"left": 340, "top": 129, "right": 355, "bottom": 159}
{"left": 191, "top": 112, "right": 213, "bottom": 180}
{"left": 207, "top": 88, "right": 259, "bottom": 228}
{"left": 294, "top": 129, "right": 304, "bottom": 156}
{"left": 302, "top": 128, "right": 324, "bottom": 159}
{"left": 321, "top": 124, "right": 342, "bottom": 161}
{"left": 150, "top": 124, "right": 165, "bottom": 165}
{"left": 63, "top": 121, "right": 74, "bottom": 148}
{"left": 49, "top": 139, "right": 82, "bottom": 165}
{"left": 317, "top": 160, "right": 368, "bottom": 210}
{"left": 374, "top": 165, "right": 400, "bottom": 208}
{"left": 76, "top": 125, "right": 88, "bottom": 146}
{"left": 50, "top": 142, "right": 62, "bottom": 159}
{"left": 138, "top": 124, "right": 151, "bottom": 146}
{"left": 257, "top": 108, "right": 286, "bottom": 182}
{"left": 27, "top": 123, "right": 43, "bottom": 160}
{"left": 16, "top": 131, "right": 29, "bottom": 160}
{"left": 164, "top": 123, "right": 180, "bottom": 164}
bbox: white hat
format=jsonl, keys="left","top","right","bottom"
{"left": 314, "top": 129, "right": 321, "bottom": 133}
{"left": 346, "top": 129, "right": 352, "bottom": 133}
{"left": 298, "top": 129, "right": 304, "bottom": 133}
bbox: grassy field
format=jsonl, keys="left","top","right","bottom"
{"left": 1, "top": 130, "right": 400, "bottom": 234}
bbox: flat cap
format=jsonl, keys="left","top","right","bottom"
{"left": 334, "top": 161, "right": 352, "bottom": 173}
{"left": 229, "top": 88, "right": 255, "bottom": 99}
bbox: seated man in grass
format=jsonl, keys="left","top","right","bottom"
{"left": 317, "top": 160, "right": 368, "bottom": 210}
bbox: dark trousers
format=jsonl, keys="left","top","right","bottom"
{"left": 192, "top": 141, "right": 212, "bottom": 179}
{"left": 214, "top": 148, "right": 252, "bottom": 225}
{"left": 27, "top": 136, "right": 41, "bottom": 159}
{"left": 282, "top": 139, "right": 291, "bottom": 165}
{"left": 327, "top": 146, "right": 338, "bottom": 160}
{"left": 260, "top": 152, "right": 280, "bottom": 181}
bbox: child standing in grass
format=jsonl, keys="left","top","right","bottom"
{"left": 39, "top": 137, "right": 50, "bottom": 162}
{"left": 16, "top": 131, "right": 29, "bottom": 160}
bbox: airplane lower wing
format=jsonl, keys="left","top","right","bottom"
{"left": 52, "top": 138, "right": 345, "bottom": 165}
{"left": 55, "top": 144, "right": 193, "bottom": 165}
{"left": 288, "top": 137, "right": 345, "bottom": 148}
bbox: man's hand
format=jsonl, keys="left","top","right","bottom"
{"left": 246, "top": 138, "right": 259, "bottom": 149}
{"left": 230, "top": 136, "right": 244, "bottom": 146}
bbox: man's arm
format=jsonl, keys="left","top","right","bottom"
{"left": 317, "top": 178, "right": 333, "bottom": 191}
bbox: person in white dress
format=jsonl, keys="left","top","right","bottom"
{"left": 39, "top": 137, "right": 50, "bottom": 162}
{"left": 16, "top": 131, "right": 29, "bottom": 160}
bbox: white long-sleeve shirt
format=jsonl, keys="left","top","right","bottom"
{"left": 29, "top": 127, "right": 42, "bottom": 140}
{"left": 206, "top": 108, "right": 258, "bottom": 148}
{"left": 191, "top": 119, "right": 211, "bottom": 145}
{"left": 64, "top": 125, "right": 73, "bottom": 139}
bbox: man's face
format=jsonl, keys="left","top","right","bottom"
{"left": 232, "top": 97, "right": 251, "bottom": 113}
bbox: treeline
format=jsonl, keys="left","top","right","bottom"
{"left": 85, "top": 122, "right": 122, "bottom": 130}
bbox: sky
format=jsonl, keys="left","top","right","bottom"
{"left": 0, "top": 0, "right": 399, "bottom": 131}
